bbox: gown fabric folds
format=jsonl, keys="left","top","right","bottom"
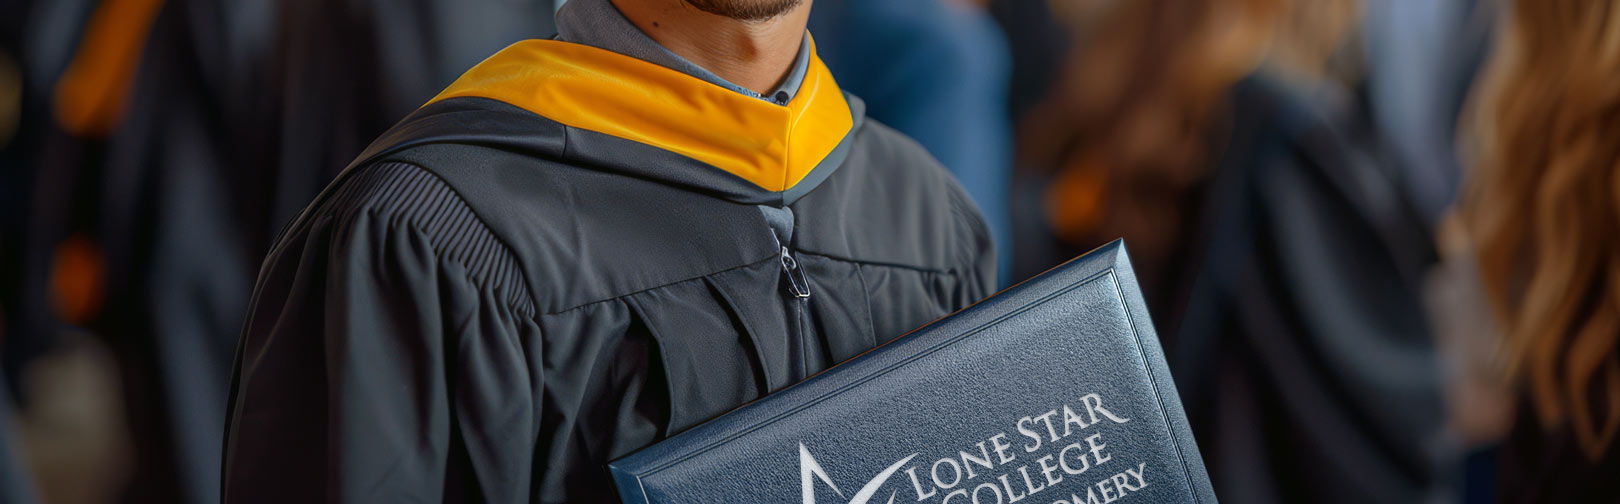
{"left": 222, "top": 40, "right": 996, "bottom": 503}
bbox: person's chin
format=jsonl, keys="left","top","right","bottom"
{"left": 682, "top": 0, "right": 804, "bottom": 21}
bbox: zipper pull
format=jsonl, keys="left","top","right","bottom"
{"left": 779, "top": 246, "right": 811, "bottom": 299}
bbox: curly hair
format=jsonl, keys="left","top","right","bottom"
{"left": 1461, "top": 0, "right": 1620, "bottom": 461}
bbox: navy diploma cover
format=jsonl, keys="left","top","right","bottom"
{"left": 610, "top": 241, "right": 1217, "bottom": 504}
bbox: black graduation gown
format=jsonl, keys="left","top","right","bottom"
{"left": 93, "top": 1, "right": 552, "bottom": 502}
{"left": 1008, "top": 75, "right": 1443, "bottom": 503}
{"left": 222, "top": 39, "right": 996, "bottom": 502}
{"left": 1168, "top": 78, "right": 1444, "bottom": 503}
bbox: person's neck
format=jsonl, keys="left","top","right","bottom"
{"left": 611, "top": 0, "right": 810, "bottom": 95}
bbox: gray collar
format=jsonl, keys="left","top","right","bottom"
{"left": 554, "top": 0, "right": 810, "bottom": 105}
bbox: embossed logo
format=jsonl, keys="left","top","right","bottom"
{"left": 793, "top": 393, "right": 1146, "bottom": 504}
{"left": 800, "top": 442, "right": 918, "bottom": 504}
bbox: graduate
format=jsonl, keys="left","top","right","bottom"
{"left": 220, "top": 0, "right": 997, "bottom": 501}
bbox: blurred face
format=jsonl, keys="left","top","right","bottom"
{"left": 682, "top": 0, "right": 804, "bottom": 21}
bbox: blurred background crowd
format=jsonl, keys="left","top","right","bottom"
{"left": 0, "top": 0, "right": 1616, "bottom": 502}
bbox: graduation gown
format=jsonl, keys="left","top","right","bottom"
{"left": 1167, "top": 78, "right": 1444, "bottom": 503}
{"left": 1007, "top": 75, "right": 1444, "bottom": 503}
{"left": 222, "top": 39, "right": 996, "bottom": 502}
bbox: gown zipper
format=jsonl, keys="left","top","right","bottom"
{"left": 779, "top": 246, "right": 811, "bottom": 299}
{"left": 779, "top": 245, "right": 812, "bottom": 381}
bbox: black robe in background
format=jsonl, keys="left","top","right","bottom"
{"left": 223, "top": 39, "right": 995, "bottom": 502}
{"left": 1008, "top": 75, "right": 1445, "bottom": 503}
{"left": 95, "top": 1, "right": 553, "bottom": 502}
{"left": 1, "top": 1, "right": 115, "bottom": 501}
{"left": 1, "top": 0, "right": 106, "bottom": 403}
{"left": 0, "top": 374, "right": 35, "bottom": 504}
{"left": 1168, "top": 78, "right": 1445, "bottom": 503}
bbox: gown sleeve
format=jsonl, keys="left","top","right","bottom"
{"left": 223, "top": 162, "right": 543, "bottom": 503}
{"left": 950, "top": 170, "right": 1000, "bottom": 310}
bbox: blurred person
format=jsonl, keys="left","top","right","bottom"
{"left": 987, "top": 0, "right": 1070, "bottom": 127}
{"left": 0, "top": 0, "right": 161, "bottom": 501}
{"left": 1361, "top": 0, "right": 1496, "bottom": 228}
{"left": 84, "top": 0, "right": 554, "bottom": 502}
{"left": 1359, "top": 0, "right": 1503, "bottom": 495}
{"left": 808, "top": 0, "right": 1014, "bottom": 284}
{"left": 1427, "top": 213, "right": 1516, "bottom": 504}
{"left": 0, "top": 376, "right": 36, "bottom": 504}
{"left": 221, "top": 0, "right": 995, "bottom": 501}
{"left": 1018, "top": 0, "right": 1449, "bottom": 502}
{"left": 1, "top": 0, "right": 155, "bottom": 406}
{"left": 0, "top": 16, "right": 36, "bottom": 489}
{"left": 1452, "top": 0, "right": 1620, "bottom": 499}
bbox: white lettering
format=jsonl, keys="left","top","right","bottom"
{"left": 1080, "top": 393, "right": 1130, "bottom": 425}
{"left": 990, "top": 433, "right": 1016, "bottom": 464}
{"left": 997, "top": 473, "right": 1027, "bottom": 503}
{"left": 972, "top": 482, "right": 1004, "bottom": 504}
{"left": 1110, "top": 473, "right": 1132, "bottom": 492}
{"left": 933, "top": 458, "right": 964, "bottom": 489}
{"left": 906, "top": 465, "right": 936, "bottom": 500}
{"left": 1061, "top": 405, "right": 1090, "bottom": 437}
{"left": 1033, "top": 410, "right": 1062, "bottom": 442}
{"left": 960, "top": 442, "right": 995, "bottom": 479}
{"left": 1124, "top": 463, "right": 1147, "bottom": 490}
{"left": 1036, "top": 454, "right": 1063, "bottom": 487}
{"left": 1018, "top": 465, "right": 1047, "bottom": 497}
{"left": 790, "top": 392, "right": 1137, "bottom": 504}
{"left": 1017, "top": 417, "right": 1044, "bottom": 453}
{"left": 1058, "top": 443, "right": 1091, "bottom": 475}
{"left": 1096, "top": 477, "right": 1117, "bottom": 504}
{"left": 1085, "top": 433, "right": 1111, "bottom": 467}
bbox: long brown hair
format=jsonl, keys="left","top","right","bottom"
{"left": 1461, "top": 0, "right": 1620, "bottom": 460}
{"left": 1021, "top": 0, "right": 1357, "bottom": 273}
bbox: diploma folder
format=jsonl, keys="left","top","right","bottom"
{"left": 609, "top": 240, "right": 1217, "bottom": 504}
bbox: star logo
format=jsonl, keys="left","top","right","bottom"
{"left": 799, "top": 442, "right": 918, "bottom": 504}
